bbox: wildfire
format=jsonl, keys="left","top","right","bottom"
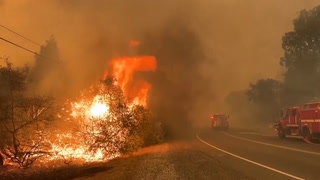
{"left": 129, "top": 40, "right": 140, "bottom": 46}
{"left": 107, "top": 56, "right": 156, "bottom": 106}
{"left": 90, "top": 96, "right": 109, "bottom": 118}
{"left": 0, "top": 40, "right": 157, "bottom": 168}
{"left": 40, "top": 42, "right": 157, "bottom": 165}
{"left": 90, "top": 103, "right": 108, "bottom": 117}
{"left": 49, "top": 133, "right": 107, "bottom": 163}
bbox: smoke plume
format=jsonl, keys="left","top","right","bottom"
{"left": 1, "top": 0, "right": 319, "bottom": 136}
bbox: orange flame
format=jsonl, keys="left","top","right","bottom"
{"left": 17, "top": 44, "right": 158, "bottom": 167}
{"left": 129, "top": 40, "right": 141, "bottom": 46}
{"left": 106, "top": 56, "right": 156, "bottom": 106}
{"left": 44, "top": 55, "right": 157, "bottom": 165}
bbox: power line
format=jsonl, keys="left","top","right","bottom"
{"left": 0, "top": 24, "right": 41, "bottom": 46}
{"left": 0, "top": 37, "right": 39, "bottom": 56}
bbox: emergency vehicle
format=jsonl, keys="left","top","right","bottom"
{"left": 276, "top": 102, "right": 320, "bottom": 141}
{"left": 210, "top": 114, "right": 229, "bottom": 130}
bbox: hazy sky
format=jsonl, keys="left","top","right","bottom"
{"left": 1, "top": 0, "right": 319, "bottom": 100}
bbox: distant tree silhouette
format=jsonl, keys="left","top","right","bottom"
{"left": 280, "top": 5, "right": 320, "bottom": 105}
{"left": 29, "top": 36, "right": 68, "bottom": 97}
{"left": 246, "top": 79, "right": 282, "bottom": 123}
{"left": 30, "top": 36, "right": 60, "bottom": 83}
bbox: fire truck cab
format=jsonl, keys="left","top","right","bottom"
{"left": 277, "top": 102, "right": 320, "bottom": 141}
{"left": 211, "top": 114, "right": 229, "bottom": 130}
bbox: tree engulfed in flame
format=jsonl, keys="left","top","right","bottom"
{"left": 0, "top": 50, "right": 159, "bottom": 168}
{"left": 90, "top": 96, "right": 110, "bottom": 118}
{"left": 107, "top": 56, "right": 156, "bottom": 107}
{"left": 44, "top": 55, "right": 156, "bottom": 165}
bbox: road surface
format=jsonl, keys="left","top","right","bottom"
{"left": 73, "top": 128, "right": 320, "bottom": 180}
{"left": 198, "top": 129, "right": 320, "bottom": 180}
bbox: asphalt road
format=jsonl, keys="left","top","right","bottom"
{"left": 72, "top": 128, "right": 320, "bottom": 180}
{"left": 198, "top": 128, "right": 320, "bottom": 180}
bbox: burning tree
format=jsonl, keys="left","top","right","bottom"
{"left": 0, "top": 43, "right": 162, "bottom": 167}
{"left": 0, "top": 58, "right": 55, "bottom": 168}
{"left": 49, "top": 75, "right": 157, "bottom": 163}
{"left": 46, "top": 52, "right": 161, "bottom": 164}
{"left": 85, "top": 77, "right": 150, "bottom": 154}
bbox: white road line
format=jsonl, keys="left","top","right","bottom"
{"left": 196, "top": 134, "right": 304, "bottom": 180}
{"left": 224, "top": 132, "right": 320, "bottom": 156}
{"left": 238, "top": 132, "right": 276, "bottom": 137}
{"left": 302, "top": 138, "right": 319, "bottom": 145}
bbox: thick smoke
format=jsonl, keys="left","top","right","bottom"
{"left": 138, "top": 18, "right": 215, "bottom": 138}
{"left": 1, "top": 0, "right": 319, "bottom": 136}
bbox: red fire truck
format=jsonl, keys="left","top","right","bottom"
{"left": 211, "top": 114, "right": 229, "bottom": 130}
{"left": 276, "top": 102, "right": 320, "bottom": 141}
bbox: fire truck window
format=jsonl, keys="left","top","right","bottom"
{"left": 292, "top": 109, "right": 297, "bottom": 116}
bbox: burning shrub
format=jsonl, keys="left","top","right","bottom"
{"left": 48, "top": 76, "right": 160, "bottom": 164}
{"left": 0, "top": 44, "right": 161, "bottom": 167}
